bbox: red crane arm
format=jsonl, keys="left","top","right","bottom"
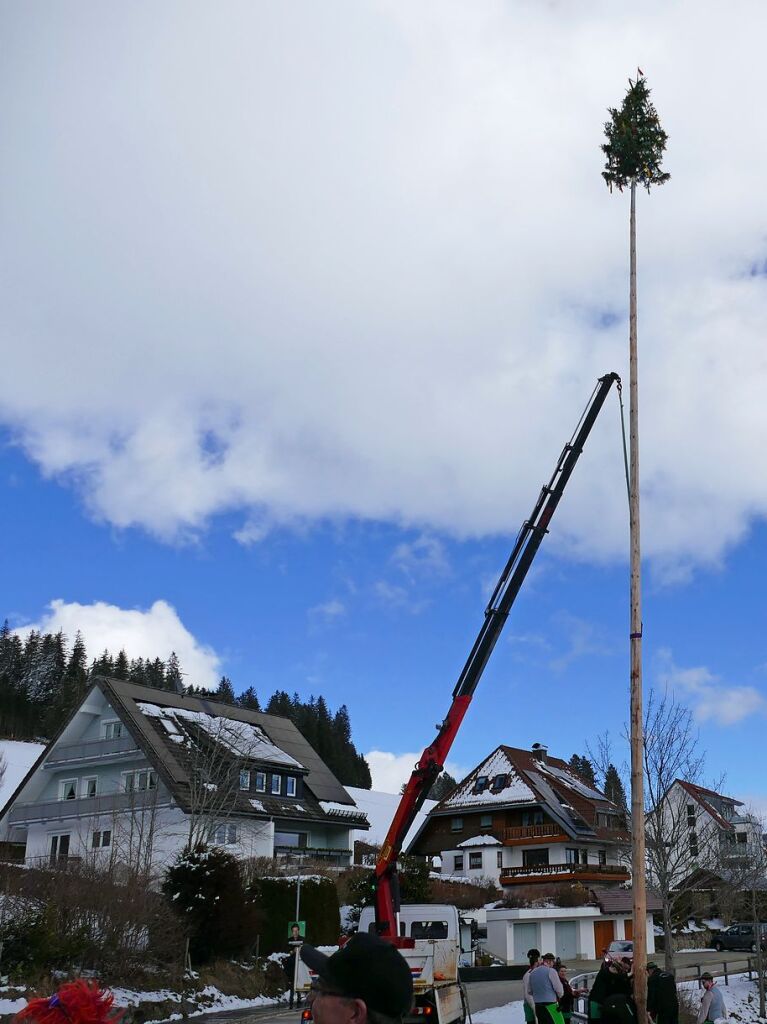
{"left": 373, "top": 373, "right": 620, "bottom": 941}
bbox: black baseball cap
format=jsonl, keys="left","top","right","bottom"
{"left": 301, "top": 933, "right": 414, "bottom": 1017}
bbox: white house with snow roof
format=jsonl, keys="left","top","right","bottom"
{"left": 408, "top": 742, "right": 630, "bottom": 890}
{"left": 0, "top": 678, "right": 368, "bottom": 874}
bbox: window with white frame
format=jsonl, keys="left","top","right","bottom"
{"left": 103, "top": 721, "right": 123, "bottom": 740}
{"left": 255, "top": 771, "right": 266, "bottom": 792}
{"left": 240, "top": 770, "right": 251, "bottom": 791}
{"left": 214, "top": 824, "right": 238, "bottom": 845}
{"left": 122, "top": 769, "right": 157, "bottom": 793}
{"left": 286, "top": 776, "right": 297, "bottom": 797}
{"left": 60, "top": 779, "right": 78, "bottom": 801}
{"left": 469, "top": 851, "right": 482, "bottom": 870}
{"left": 82, "top": 777, "right": 98, "bottom": 798}
{"left": 49, "top": 833, "right": 70, "bottom": 861}
{"left": 92, "top": 830, "right": 112, "bottom": 849}
{"left": 271, "top": 775, "right": 281, "bottom": 795}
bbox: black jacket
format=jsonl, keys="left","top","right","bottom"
{"left": 647, "top": 970, "right": 678, "bottom": 1020}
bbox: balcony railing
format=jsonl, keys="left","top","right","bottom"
{"left": 8, "top": 789, "right": 168, "bottom": 825}
{"left": 500, "top": 863, "right": 630, "bottom": 882}
{"left": 502, "top": 824, "right": 565, "bottom": 841}
{"left": 44, "top": 735, "right": 141, "bottom": 767}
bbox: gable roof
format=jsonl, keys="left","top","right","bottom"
{"left": 590, "top": 887, "right": 664, "bottom": 913}
{"left": 99, "top": 678, "right": 365, "bottom": 823}
{"left": 0, "top": 679, "right": 369, "bottom": 832}
{"left": 676, "top": 780, "right": 742, "bottom": 832}
{"left": 413, "top": 744, "right": 629, "bottom": 847}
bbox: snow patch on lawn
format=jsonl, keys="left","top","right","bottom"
{"left": 472, "top": 999, "right": 524, "bottom": 1024}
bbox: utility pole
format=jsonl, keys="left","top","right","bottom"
{"left": 601, "top": 72, "right": 669, "bottom": 1022}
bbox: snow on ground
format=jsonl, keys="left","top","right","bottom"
{"left": 472, "top": 999, "right": 524, "bottom": 1024}
{"left": 346, "top": 786, "right": 437, "bottom": 849}
{"left": 0, "top": 997, "right": 28, "bottom": 1015}
{"left": 0, "top": 739, "right": 46, "bottom": 804}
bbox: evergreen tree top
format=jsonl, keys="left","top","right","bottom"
{"left": 602, "top": 74, "right": 670, "bottom": 194}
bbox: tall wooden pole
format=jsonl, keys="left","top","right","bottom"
{"left": 629, "top": 177, "right": 647, "bottom": 1018}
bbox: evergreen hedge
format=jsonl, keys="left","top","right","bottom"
{"left": 247, "top": 875, "right": 340, "bottom": 954}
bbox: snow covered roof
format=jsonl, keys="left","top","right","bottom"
{"left": 101, "top": 675, "right": 356, "bottom": 811}
{"left": 137, "top": 701, "right": 302, "bottom": 768}
{"left": 0, "top": 740, "right": 45, "bottom": 808}
{"left": 457, "top": 834, "right": 502, "bottom": 848}
{"left": 346, "top": 786, "right": 437, "bottom": 851}
{"left": 437, "top": 748, "right": 536, "bottom": 809}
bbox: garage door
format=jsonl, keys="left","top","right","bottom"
{"left": 514, "top": 922, "right": 540, "bottom": 961}
{"left": 594, "top": 919, "right": 615, "bottom": 956}
{"left": 555, "top": 921, "right": 578, "bottom": 960}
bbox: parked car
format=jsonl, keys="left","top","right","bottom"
{"left": 606, "top": 940, "right": 634, "bottom": 958}
{"left": 712, "top": 923, "right": 767, "bottom": 953}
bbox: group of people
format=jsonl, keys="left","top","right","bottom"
{"left": 6, "top": 936, "right": 731, "bottom": 1024}
{"left": 523, "top": 949, "right": 587, "bottom": 1024}
{"left": 524, "top": 948, "right": 727, "bottom": 1024}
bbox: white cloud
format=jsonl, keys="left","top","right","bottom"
{"left": 366, "top": 749, "right": 467, "bottom": 795}
{"left": 392, "top": 535, "right": 449, "bottom": 581}
{"left": 308, "top": 598, "right": 346, "bottom": 627}
{"left": 2, "top": 5, "right": 767, "bottom": 575}
{"left": 15, "top": 599, "right": 221, "bottom": 689}
{"left": 657, "top": 648, "right": 767, "bottom": 726}
{"left": 373, "top": 580, "right": 429, "bottom": 615}
{"left": 549, "top": 612, "right": 613, "bottom": 673}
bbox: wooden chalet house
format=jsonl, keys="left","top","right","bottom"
{"left": 408, "top": 743, "right": 630, "bottom": 890}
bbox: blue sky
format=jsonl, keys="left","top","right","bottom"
{"left": 2, "top": 2, "right": 767, "bottom": 803}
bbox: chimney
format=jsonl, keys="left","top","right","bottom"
{"left": 531, "top": 742, "right": 548, "bottom": 763}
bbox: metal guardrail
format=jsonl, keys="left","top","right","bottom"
{"left": 8, "top": 788, "right": 168, "bottom": 825}
{"left": 500, "top": 864, "right": 630, "bottom": 879}
{"left": 44, "top": 734, "right": 141, "bottom": 765}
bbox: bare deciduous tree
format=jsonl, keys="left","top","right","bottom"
{"left": 591, "top": 690, "right": 724, "bottom": 970}
{"left": 644, "top": 690, "right": 725, "bottom": 970}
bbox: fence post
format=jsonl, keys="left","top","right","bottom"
{"left": 723, "top": 961, "right": 728, "bottom": 986}
{"left": 696, "top": 965, "right": 702, "bottom": 989}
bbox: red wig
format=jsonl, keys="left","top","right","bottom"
{"left": 15, "top": 980, "right": 124, "bottom": 1024}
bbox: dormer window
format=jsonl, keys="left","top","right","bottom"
{"left": 472, "top": 775, "right": 489, "bottom": 795}
{"left": 491, "top": 774, "right": 509, "bottom": 792}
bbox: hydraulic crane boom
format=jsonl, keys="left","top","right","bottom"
{"left": 373, "top": 372, "right": 620, "bottom": 940}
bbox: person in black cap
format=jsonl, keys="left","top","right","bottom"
{"left": 524, "top": 950, "right": 542, "bottom": 1024}
{"left": 300, "top": 932, "right": 414, "bottom": 1024}
{"left": 646, "top": 962, "right": 678, "bottom": 1024}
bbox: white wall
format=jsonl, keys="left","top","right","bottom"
{"left": 485, "top": 907, "right": 656, "bottom": 964}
